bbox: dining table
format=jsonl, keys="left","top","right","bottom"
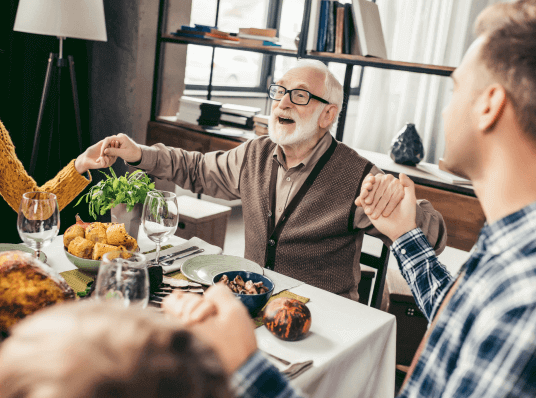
{"left": 41, "top": 230, "right": 397, "bottom": 398}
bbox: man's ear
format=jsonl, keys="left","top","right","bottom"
{"left": 318, "top": 104, "right": 339, "bottom": 129}
{"left": 477, "top": 84, "right": 507, "bottom": 132}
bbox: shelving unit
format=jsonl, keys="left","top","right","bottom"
{"left": 150, "top": 0, "right": 455, "bottom": 141}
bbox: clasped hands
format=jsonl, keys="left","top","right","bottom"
{"left": 355, "top": 173, "right": 418, "bottom": 242}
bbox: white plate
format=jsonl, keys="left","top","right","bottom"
{"left": 181, "top": 254, "right": 263, "bottom": 285}
{"left": 0, "top": 243, "right": 47, "bottom": 263}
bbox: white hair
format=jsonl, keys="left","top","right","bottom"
{"left": 286, "top": 59, "right": 344, "bottom": 132}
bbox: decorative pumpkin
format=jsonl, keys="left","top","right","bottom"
{"left": 262, "top": 298, "right": 311, "bottom": 341}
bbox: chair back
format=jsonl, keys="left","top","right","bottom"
{"left": 360, "top": 234, "right": 390, "bottom": 309}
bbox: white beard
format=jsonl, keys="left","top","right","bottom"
{"left": 269, "top": 105, "right": 325, "bottom": 146}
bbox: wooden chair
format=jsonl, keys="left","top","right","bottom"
{"left": 359, "top": 234, "right": 390, "bottom": 309}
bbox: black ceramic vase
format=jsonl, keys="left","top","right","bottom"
{"left": 389, "top": 123, "right": 424, "bottom": 166}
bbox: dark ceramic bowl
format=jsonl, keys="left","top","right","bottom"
{"left": 213, "top": 271, "right": 275, "bottom": 316}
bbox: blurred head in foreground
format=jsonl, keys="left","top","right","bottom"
{"left": 0, "top": 300, "right": 232, "bottom": 398}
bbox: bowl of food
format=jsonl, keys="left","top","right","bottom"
{"left": 63, "top": 219, "right": 138, "bottom": 273}
{"left": 213, "top": 271, "right": 274, "bottom": 316}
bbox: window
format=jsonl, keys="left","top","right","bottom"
{"left": 185, "top": 0, "right": 362, "bottom": 95}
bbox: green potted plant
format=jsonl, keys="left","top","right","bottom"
{"left": 76, "top": 167, "right": 155, "bottom": 240}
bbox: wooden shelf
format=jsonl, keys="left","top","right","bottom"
{"left": 161, "top": 34, "right": 298, "bottom": 57}
{"left": 306, "top": 51, "right": 455, "bottom": 76}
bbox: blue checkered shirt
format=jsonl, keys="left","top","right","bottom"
{"left": 393, "top": 202, "right": 536, "bottom": 397}
{"left": 230, "top": 350, "right": 305, "bottom": 398}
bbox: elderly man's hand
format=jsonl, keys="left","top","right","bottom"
{"left": 98, "top": 133, "right": 143, "bottom": 164}
{"left": 355, "top": 173, "right": 405, "bottom": 219}
{"left": 162, "top": 284, "right": 258, "bottom": 375}
{"left": 361, "top": 173, "right": 418, "bottom": 242}
{"left": 74, "top": 141, "right": 117, "bottom": 174}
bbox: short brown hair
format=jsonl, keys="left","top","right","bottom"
{"left": 0, "top": 301, "right": 232, "bottom": 398}
{"left": 475, "top": 0, "right": 536, "bottom": 139}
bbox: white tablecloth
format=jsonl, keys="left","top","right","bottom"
{"left": 44, "top": 231, "right": 396, "bottom": 398}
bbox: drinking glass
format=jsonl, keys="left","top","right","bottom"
{"left": 95, "top": 251, "right": 149, "bottom": 308}
{"left": 142, "top": 190, "right": 179, "bottom": 265}
{"left": 17, "top": 192, "right": 59, "bottom": 260}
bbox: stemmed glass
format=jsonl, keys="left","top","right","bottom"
{"left": 142, "top": 190, "right": 179, "bottom": 265}
{"left": 95, "top": 251, "right": 149, "bottom": 308}
{"left": 17, "top": 192, "right": 59, "bottom": 260}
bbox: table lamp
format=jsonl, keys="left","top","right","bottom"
{"left": 13, "top": 0, "right": 107, "bottom": 175}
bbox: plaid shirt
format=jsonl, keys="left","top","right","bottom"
{"left": 393, "top": 202, "right": 536, "bottom": 398}
{"left": 230, "top": 351, "right": 305, "bottom": 398}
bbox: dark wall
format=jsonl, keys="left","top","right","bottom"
{"left": 0, "top": 0, "right": 149, "bottom": 242}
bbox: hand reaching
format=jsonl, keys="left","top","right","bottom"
{"left": 98, "top": 133, "right": 143, "bottom": 164}
{"left": 355, "top": 173, "right": 405, "bottom": 219}
{"left": 74, "top": 141, "right": 117, "bottom": 174}
{"left": 162, "top": 284, "right": 257, "bottom": 375}
{"left": 358, "top": 173, "right": 418, "bottom": 242}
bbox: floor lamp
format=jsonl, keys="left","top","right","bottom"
{"left": 13, "top": 0, "right": 107, "bottom": 175}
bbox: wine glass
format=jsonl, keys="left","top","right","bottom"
{"left": 95, "top": 251, "right": 149, "bottom": 308}
{"left": 142, "top": 190, "right": 179, "bottom": 265}
{"left": 17, "top": 192, "right": 59, "bottom": 260}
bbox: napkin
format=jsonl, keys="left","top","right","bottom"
{"left": 261, "top": 351, "right": 314, "bottom": 380}
{"left": 143, "top": 237, "right": 222, "bottom": 274}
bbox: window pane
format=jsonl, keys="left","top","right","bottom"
{"left": 279, "top": 0, "right": 305, "bottom": 49}
{"left": 185, "top": 0, "right": 269, "bottom": 88}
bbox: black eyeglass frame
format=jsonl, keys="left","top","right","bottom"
{"left": 268, "top": 84, "right": 330, "bottom": 106}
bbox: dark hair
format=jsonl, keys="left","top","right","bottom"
{"left": 475, "top": 0, "right": 536, "bottom": 140}
{"left": 0, "top": 301, "right": 232, "bottom": 398}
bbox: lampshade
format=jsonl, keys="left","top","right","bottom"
{"left": 14, "top": 0, "right": 107, "bottom": 42}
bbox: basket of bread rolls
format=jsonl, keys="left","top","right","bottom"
{"left": 63, "top": 215, "right": 139, "bottom": 273}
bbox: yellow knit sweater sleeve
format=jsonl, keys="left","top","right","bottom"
{"left": 0, "top": 121, "right": 92, "bottom": 212}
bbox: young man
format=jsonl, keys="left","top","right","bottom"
{"left": 99, "top": 60, "right": 445, "bottom": 301}
{"left": 357, "top": 0, "right": 536, "bottom": 396}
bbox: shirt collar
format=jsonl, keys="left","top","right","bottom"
{"left": 475, "top": 201, "right": 536, "bottom": 256}
{"left": 272, "top": 132, "right": 333, "bottom": 171}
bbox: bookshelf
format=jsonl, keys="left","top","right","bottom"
{"left": 150, "top": 0, "right": 455, "bottom": 140}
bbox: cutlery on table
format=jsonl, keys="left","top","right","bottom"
{"left": 160, "top": 248, "right": 205, "bottom": 266}
{"left": 149, "top": 246, "right": 198, "bottom": 264}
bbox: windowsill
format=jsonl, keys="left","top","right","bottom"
{"left": 184, "top": 90, "right": 268, "bottom": 98}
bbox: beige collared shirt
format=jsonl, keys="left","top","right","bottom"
{"left": 135, "top": 133, "right": 447, "bottom": 300}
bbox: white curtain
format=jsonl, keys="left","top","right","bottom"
{"left": 343, "top": 0, "right": 501, "bottom": 164}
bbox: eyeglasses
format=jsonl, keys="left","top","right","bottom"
{"left": 268, "top": 84, "right": 330, "bottom": 106}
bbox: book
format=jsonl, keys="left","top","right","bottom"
{"left": 316, "top": 0, "right": 330, "bottom": 52}
{"left": 239, "top": 27, "right": 277, "bottom": 37}
{"left": 221, "top": 103, "right": 261, "bottom": 117}
{"left": 253, "top": 114, "right": 269, "bottom": 125}
{"left": 351, "top": 0, "right": 387, "bottom": 58}
{"left": 254, "top": 124, "right": 269, "bottom": 136}
{"left": 335, "top": 3, "right": 345, "bottom": 54}
{"left": 220, "top": 113, "right": 254, "bottom": 129}
{"left": 306, "top": 0, "right": 322, "bottom": 51}
{"left": 237, "top": 33, "right": 278, "bottom": 42}
{"left": 325, "top": 0, "right": 336, "bottom": 52}
{"left": 416, "top": 163, "right": 472, "bottom": 186}
{"left": 171, "top": 30, "right": 207, "bottom": 39}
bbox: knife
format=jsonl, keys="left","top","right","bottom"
{"left": 149, "top": 246, "right": 198, "bottom": 263}
{"left": 160, "top": 248, "right": 205, "bottom": 265}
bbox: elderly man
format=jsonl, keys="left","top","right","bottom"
{"left": 99, "top": 60, "right": 446, "bottom": 300}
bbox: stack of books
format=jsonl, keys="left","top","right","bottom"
{"left": 237, "top": 28, "right": 281, "bottom": 47}
{"left": 219, "top": 103, "right": 262, "bottom": 130}
{"left": 307, "top": 0, "right": 387, "bottom": 58}
{"left": 177, "top": 96, "right": 222, "bottom": 126}
{"left": 171, "top": 24, "right": 240, "bottom": 42}
{"left": 253, "top": 115, "right": 269, "bottom": 136}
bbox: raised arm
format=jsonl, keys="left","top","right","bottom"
{"left": 101, "top": 133, "right": 249, "bottom": 201}
{"left": 0, "top": 122, "right": 115, "bottom": 212}
{"left": 358, "top": 173, "right": 453, "bottom": 320}
{"left": 355, "top": 169, "right": 447, "bottom": 254}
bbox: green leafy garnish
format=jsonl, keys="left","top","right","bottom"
{"left": 75, "top": 167, "right": 155, "bottom": 219}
